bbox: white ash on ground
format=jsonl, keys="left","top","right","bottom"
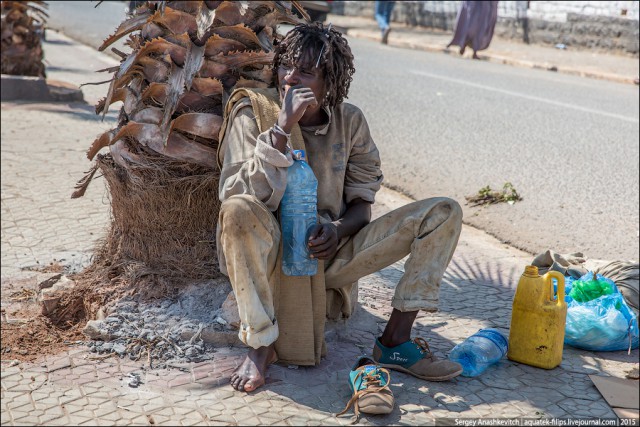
{"left": 82, "top": 277, "right": 241, "bottom": 368}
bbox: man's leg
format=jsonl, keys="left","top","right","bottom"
{"left": 379, "top": 309, "right": 418, "bottom": 348}
{"left": 325, "top": 197, "right": 462, "bottom": 304}
{"left": 384, "top": 1, "right": 396, "bottom": 27}
{"left": 218, "top": 195, "right": 280, "bottom": 392}
{"left": 378, "top": 1, "right": 394, "bottom": 44}
{"left": 374, "top": 1, "right": 388, "bottom": 32}
{"left": 325, "top": 197, "right": 463, "bottom": 380}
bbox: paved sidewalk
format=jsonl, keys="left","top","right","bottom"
{"left": 1, "top": 30, "right": 639, "bottom": 426}
{"left": 328, "top": 14, "right": 640, "bottom": 85}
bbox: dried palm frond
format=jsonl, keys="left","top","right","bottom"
{"left": 69, "top": 1, "right": 311, "bottom": 290}
{"left": 74, "top": 1, "right": 308, "bottom": 193}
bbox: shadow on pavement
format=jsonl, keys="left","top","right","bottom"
{"left": 184, "top": 257, "right": 533, "bottom": 421}
{"left": 43, "top": 38, "right": 74, "bottom": 46}
{"left": 24, "top": 102, "right": 118, "bottom": 123}
{"left": 46, "top": 65, "right": 91, "bottom": 73}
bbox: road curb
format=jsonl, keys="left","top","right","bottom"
{"left": 1, "top": 74, "right": 85, "bottom": 103}
{"left": 345, "top": 28, "right": 636, "bottom": 85}
{"left": 487, "top": 54, "right": 636, "bottom": 85}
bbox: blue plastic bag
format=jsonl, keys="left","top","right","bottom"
{"left": 562, "top": 272, "right": 639, "bottom": 351}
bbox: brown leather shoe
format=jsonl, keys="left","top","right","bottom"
{"left": 373, "top": 337, "right": 462, "bottom": 382}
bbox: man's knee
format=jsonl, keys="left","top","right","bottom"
{"left": 220, "top": 195, "right": 278, "bottom": 239}
{"left": 416, "top": 197, "right": 463, "bottom": 236}
{"left": 220, "top": 195, "right": 263, "bottom": 237}
{"left": 442, "top": 197, "right": 463, "bottom": 225}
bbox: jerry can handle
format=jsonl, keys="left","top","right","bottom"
{"left": 543, "top": 270, "right": 565, "bottom": 303}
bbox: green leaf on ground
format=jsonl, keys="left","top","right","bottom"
{"left": 465, "top": 182, "right": 523, "bottom": 207}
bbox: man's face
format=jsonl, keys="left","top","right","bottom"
{"left": 276, "top": 53, "right": 326, "bottom": 110}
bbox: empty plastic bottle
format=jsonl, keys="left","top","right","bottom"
{"left": 281, "top": 149, "right": 318, "bottom": 276}
{"left": 448, "top": 328, "right": 508, "bottom": 377}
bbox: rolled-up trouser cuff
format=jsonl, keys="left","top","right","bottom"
{"left": 239, "top": 320, "right": 279, "bottom": 349}
{"left": 391, "top": 297, "right": 439, "bottom": 313}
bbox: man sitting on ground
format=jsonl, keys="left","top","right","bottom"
{"left": 217, "top": 22, "right": 464, "bottom": 393}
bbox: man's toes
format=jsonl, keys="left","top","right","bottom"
{"left": 230, "top": 376, "right": 242, "bottom": 390}
{"left": 235, "top": 379, "right": 244, "bottom": 390}
{"left": 243, "top": 379, "right": 258, "bottom": 392}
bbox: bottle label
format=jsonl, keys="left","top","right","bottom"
{"left": 475, "top": 329, "right": 508, "bottom": 350}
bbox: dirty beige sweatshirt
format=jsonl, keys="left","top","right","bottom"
{"left": 219, "top": 99, "right": 383, "bottom": 223}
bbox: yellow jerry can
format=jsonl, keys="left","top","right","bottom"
{"left": 508, "top": 265, "right": 567, "bottom": 369}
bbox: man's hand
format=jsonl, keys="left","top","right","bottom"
{"left": 278, "top": 85, "right": 318, "bottom": 132}
{"left": 307, "top": 199, "right": 372, "bottom": 261}
{"left": 307, "top": 223, "right": 338, "bottom": 260}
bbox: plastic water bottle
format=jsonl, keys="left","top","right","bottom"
{"left": 281, "top": 149, "right": 318, "bottom": 276}
{"left": 448, "top": 328, "right": 508, "bottom": 377}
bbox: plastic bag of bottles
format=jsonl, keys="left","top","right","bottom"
{"left": 563, "top": 272, "right": 639, "bottom": 351}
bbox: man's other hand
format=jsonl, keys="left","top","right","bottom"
{"left": 307, "top": 223, "right": 338, "bottom": 260}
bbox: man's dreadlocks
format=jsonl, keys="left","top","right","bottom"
{"left": 272, "top": 22, "right": 355, "bottom": 108}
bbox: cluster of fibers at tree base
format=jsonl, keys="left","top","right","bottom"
{"left": 44, "top": 265, "right": 185, "bottom": 332}
{"left": 41, "top": 140, "right": 227, "bottom": 332}
{"left": 94, "top": 148, "right": 223, "bottom": 286}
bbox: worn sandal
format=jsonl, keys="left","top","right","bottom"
{"left": 337, "top": 356, "right": 394, "bottom": 423}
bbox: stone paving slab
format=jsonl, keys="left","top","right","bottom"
{"left": 2, "top": 258, "right": 637, "bottom": 425}
{"left": 2, "top": 27, "right": 639, "bottom": 427}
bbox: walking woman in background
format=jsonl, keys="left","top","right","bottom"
{"left": 447, "top": 1, "right": 499, "bottom": 59}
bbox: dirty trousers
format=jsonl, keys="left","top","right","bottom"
{"left": 218, "top": 194, "right": 462, "bottom": 349}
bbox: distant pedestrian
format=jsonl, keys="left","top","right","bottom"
{"left": 447, "top": 1, "right": 499, "bottom": 59}
{"left": 374, "top": 1, "right": 396, "bottom": 44}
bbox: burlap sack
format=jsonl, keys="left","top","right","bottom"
{"left": 219, "top": 87, "right": 327, "bottom": 365}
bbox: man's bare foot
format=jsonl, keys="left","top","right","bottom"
{"left": 230, "top": 345, "right": 277, "bottom": 392}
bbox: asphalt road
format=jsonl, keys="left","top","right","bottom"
{"left": 347, "top": 40, "right": 639, "bottom": 261}
{"left": 44, "top": 1, "right": 640, "bottom": 262}
{"left": 45, "top": 1, "right": 128, "bottom": 60}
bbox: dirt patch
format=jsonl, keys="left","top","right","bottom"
{"left": 18, "top": 260, "right": 66, "bottom": 274}
{"left": 1, "top": 316, "right": 85, "bottom": 363}
{"left": 1, "top": 263, "right": 236, "bottom": 366}
{"left": 1, "top": 281, "right": 81, "bottom": 363}
{"left": 0, "top": 265, "right": 119, "bottom": 364}
{"left": 39, "top": 261, "right": 65, "bottom": 273}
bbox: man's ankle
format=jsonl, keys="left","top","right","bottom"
{"left": 247, "top": 344, "right": 277, "bottom": 364}
{"left": 378, "top": 336, "right": 410, "bottom": 348}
